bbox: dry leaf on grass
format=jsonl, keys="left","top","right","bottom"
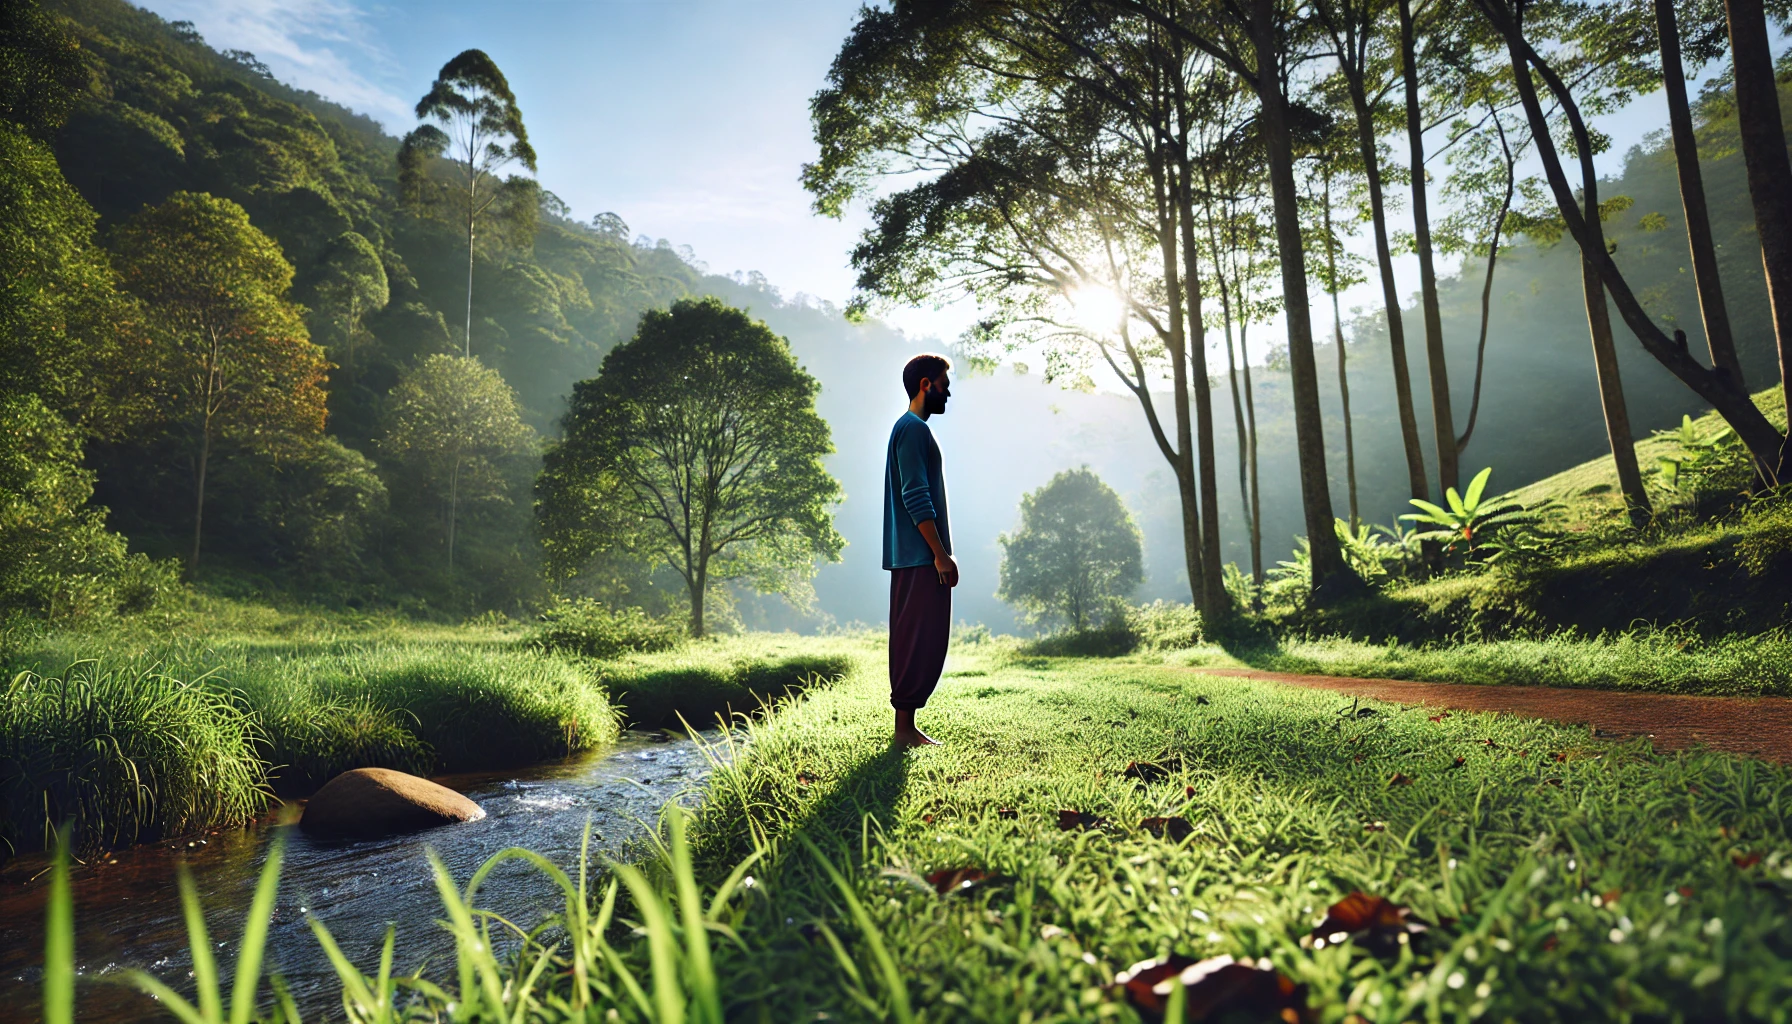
{"left": 1058, "top": 808, "right": 1107, "bottom": 831}
{"left": 1139, "top": 816, "right": 1196, "bottom": 841}
{"left": 1310, "top": 892, "right": 1428, "bottom": 954}
{"left": 1115, "top": 954, "right": 1310, "bottom": 1023}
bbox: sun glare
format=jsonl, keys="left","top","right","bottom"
{"left": 1066, "top": 286, "right": 1126, "bottom": 336}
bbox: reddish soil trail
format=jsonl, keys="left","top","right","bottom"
{"left": 1188, "top": 667, "right": 1792, "bottom": 764}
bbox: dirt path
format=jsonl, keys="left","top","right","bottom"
{"left": 1188, "top": 667, "right": 1792, "bottom": 764}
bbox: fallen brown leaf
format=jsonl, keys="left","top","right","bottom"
{"left": 795, "top": 772, "right": 816, "bottom": 787}
{"left": 1139, "top": 816, "right": 1196, "bottom": 841}
{"left": 1428, "top": 713, "right": 1450, "bottom": 723}
{"left": 1125, "top": 760, "right": 1171, "bottom": 784}
{"left": 1677, "top": 885, "right": 1695, "bottom": 898}
{"left": 1115, "top": 954, "right": 1310, "bottom": 1023}
{"left": 1058, "top": 809, "right": 1107, "bottom": 831}
{"left": 1734, "top": 851, "right": 1762, "bottom": 869}
{"left": 1310, "top": 892, "right": 1428, "bottom": 956}
{"left": 1389, "top": 773, "right": 1414, "bottom": 786}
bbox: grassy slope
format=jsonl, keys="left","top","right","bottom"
{"left": 1288, "top": 389, "right": 1791, "bottom": 650}
{"left": 679, "top": 641, "right": 1792, "bottom": 1022}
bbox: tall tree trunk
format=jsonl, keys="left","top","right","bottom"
{"left": 1348, "top": 76, "right": 1431, "bottom": 505}
{"left": 1581, "top": 255, "right": 1653, "bottom": 526}
{"left": 1399, "top": 0, "right": 1459, "bottom": 495}
{"left": 1153, "top": 165, "right": 1208, "bottom": 615}
{"left": 190, "top": 417, "right": 211, "bottom": 575}
{"left": 1206, "top": 197, "right": 1258, "bottom": 595}
{"left": 1455, "top": 112, "right": 1516, "bottom": 456}
{"left": 1322, "top": 165, "right": 1360, "bottom": 529}
{"left": 690, "top": 574, "right": 706, "bottom": 638}
{"left": 1724, "top": 0, "right": 1792, "bottom": 477}
{"left": 1657, "top": 0, "right": 1743, "bottom": 387}
{"left": 465, "top": 186, "right": 477, "bottom": 358}
{"left": 447, "top": 455, "right": 460, "bottom": 572}
{"left": 1251, "top": 1, "right": 1360, "bottom": 601}
{"left": 1176, "top": 158, "right": 1229, "bottom": 619}
{"left": 1241, "top": 309, "right": 1264, "bottom": 601}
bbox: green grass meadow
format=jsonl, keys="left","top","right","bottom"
{"left": 0, "top": 604, "right": 851, "bottom": 858}
{"left": 24, "top": 633, "right": 1792, "bottom": 1021}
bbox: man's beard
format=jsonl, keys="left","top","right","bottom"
{"left": 924, "top": 390, "right": 947, "bottom": 415}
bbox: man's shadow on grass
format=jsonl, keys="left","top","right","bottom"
{"left": 782, "top": 741, "right": 912, "bottom": 868}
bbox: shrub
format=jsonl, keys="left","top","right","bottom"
{"left": 527, "top": 598, "right": 688, "bottom": 659}
{"left": 1125, "top": 600, "right": 1204, "bottom": 650}
{"left": 0, "top": 659, "right": 271, "bottom": 856}
{"left": 596, "top": 644, "right": 858, "bottom": 729}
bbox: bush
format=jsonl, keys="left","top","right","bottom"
{"left": 595, "top": 642, "right": 858, "bottom": 729}
{"left": 1126, "top": 600, "right": 1204, "bottom": 650}
{"left": 526, "top": 598, "right": 688, "bottom": 659}
{"left": 0, "top": 659, "right": 271, "bottom": 856}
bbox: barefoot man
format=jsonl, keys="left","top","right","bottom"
{"left": 884, "top": 353, "right": 957, "bottom": 747}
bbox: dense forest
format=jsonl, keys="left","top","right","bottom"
{"left": 3, "top": 0, "right": 1791, "bottom": 632}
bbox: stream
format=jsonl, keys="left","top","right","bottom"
{"left": 0, "top": 728, "right": 735, "bottom": 1023}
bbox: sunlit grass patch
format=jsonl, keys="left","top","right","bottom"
{"left": 677, "top": 646, "right": 1792, "bottom": 1020}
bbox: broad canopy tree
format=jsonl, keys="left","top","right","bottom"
{"left": 537, "top": 298, "right": 844, "bottom": 637}
{"left": 109, "top": 191, "right": 328, "bottom": 574}
{"left": 998, "top": 468, "right": 1144, "bottom": 629}
{"left": 378, "top": 353, "right": 535, "bottom": 574}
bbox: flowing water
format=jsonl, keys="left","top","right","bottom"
{"left": 0, "top": 729, "right": 734, "bottom": 1023}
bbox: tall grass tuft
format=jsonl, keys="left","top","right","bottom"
{"left": 1, "top": 660, "right": 270, "bottom": 855}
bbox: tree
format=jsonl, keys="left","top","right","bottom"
{"left": 400, "top": 49, "right": 537, "bottom": 357}
{"left": 310, "top": 231, "right": 389, "bottom": 387}
{"left": 537, "top": 298, "right": 844, "bottom": 637}
{"left": 0, "top": 0, "right": 90, "bottom": 142}
{"left": 998, "top": 468, "right": 1144, "bottom": 629}
{"left": 110, "top": 191, "right": 328, "bottom": 573}
{"left": 378, "top": 354, "right": 534, "bottom": 574}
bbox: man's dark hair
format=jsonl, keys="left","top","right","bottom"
{"left": 902, "top": 353, "right": 952, "bottom": 398}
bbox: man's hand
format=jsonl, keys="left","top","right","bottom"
{"left": 934, "top": 551, "right": 960, "bottom": 588}
{"left": 917, "top": 519, "right": 958, "bottom": 587}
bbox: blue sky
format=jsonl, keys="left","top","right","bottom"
{"left": 136, "top": 0, "right": 984, "bottom": 338}
{"left": 137, "top": 0, "right": 1733, "bottom": 355}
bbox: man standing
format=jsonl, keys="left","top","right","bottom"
{"left": 884, "top": 353, "right": 957, "bottom": 747}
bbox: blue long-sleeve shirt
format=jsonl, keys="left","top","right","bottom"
{"left": 883, "top": 411, "right": 951, "bottom": 570}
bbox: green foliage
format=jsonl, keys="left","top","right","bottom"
{"left": 998, "top": 468, "right": 1144, "bottom": 630}
{"left": 378, "top": 353, "right": 535, "bottom": 575}
{"left": 0, "top": 122, "right": 141, "bottom": 435}
{"left": 0, "top": 657, "right": 271, "bottom": 856}
{"left": 526, "top": 597, "right": 687, "bottom": 660}
{"left": 1400, "top": 467, "right": 1540, "bottom": 560}
{"left": 0, "top": 0, "right": 90, "bottom": 140}
{"left": 539, "top": 298, "right": 844, "bottom": 635}
{"left": 0, "top": 394, "right": 180, "bottom": 620}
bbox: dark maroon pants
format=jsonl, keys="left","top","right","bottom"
{"left": 889, "top": 565, "right": 951, "bottom": 710}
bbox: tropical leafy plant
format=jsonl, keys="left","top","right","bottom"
{"left": 1400, "top": 468, "right": 1536, "bottom": 560}
{"left": 1654, "top": 414, "right": 1746, "bottom": 494}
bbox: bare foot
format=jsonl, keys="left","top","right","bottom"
{"left": 894, "top": 726, "right": 941, "bottom": 748}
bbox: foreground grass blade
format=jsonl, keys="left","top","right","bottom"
{"left": 667, "top": 807, "right": 723, "bottom": 1024}
{"left": 798, "top": 833, "right": 914, "bottom": 1024}
{"left": 44, "top": 827, "right": 73, "bottom": 1024}
{"left": 230, "top": 832, "right": 286, "bottom": 1024}
{"left": 177, "top": 865, "right": 222, "bottom": 1023}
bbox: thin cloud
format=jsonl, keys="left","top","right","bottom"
{"left": 141, "top": 0, "right": 411, "bottom": 124}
